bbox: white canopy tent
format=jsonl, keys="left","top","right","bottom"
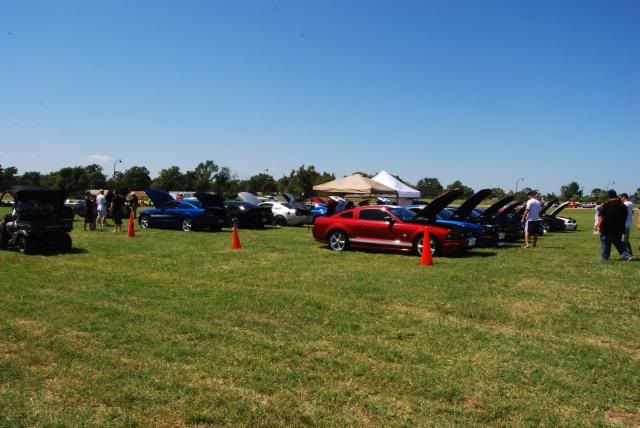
{"left": 313, "top": 173, "right": 397, "bottom": 196}
{"left": 371, "top": 170, "right": 420, "bottom": 205}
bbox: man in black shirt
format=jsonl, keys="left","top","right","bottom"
{"left": 597, "top": 190, "right": 632, "bottom": 261}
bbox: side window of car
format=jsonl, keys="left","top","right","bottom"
{"left": 359, "top": 209, "right": 387, "bottom": 221}
{"left": 262, "top": 203, "right": 273, "bottom": 209}
{"left": 340, "top": 211, "right": 353, "bottom": 219}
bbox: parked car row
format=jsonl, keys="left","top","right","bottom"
{"left": 312, "top": 188, "right": 578, "bottom": 257}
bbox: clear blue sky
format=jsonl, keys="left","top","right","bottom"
{"left": 1, "top": 0, "right": 638, "bottom": 194}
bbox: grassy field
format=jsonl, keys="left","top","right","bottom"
{"left": 1, "top": 208, "right": 639, "bottom": 426}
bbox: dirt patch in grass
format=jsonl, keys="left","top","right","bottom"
{"left": 605, "top": 410, "right": 640, "bottom": 427}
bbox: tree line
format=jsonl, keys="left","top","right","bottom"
{"left": 1, "top": 163, "right": 638, "bottom": 202}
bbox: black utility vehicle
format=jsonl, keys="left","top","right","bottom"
{"left": 0, "top": 186, "right": 74, "bottom": 254}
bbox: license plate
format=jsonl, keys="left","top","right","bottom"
{"left": 467, "top": 238, "right": 477, "bottom": 247}
{"left": 498, "top": 232, "right": 505, "bottom": 240}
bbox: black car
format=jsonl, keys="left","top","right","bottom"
{"left": 446, "top": 189, "right": 507, "bottom": 246}
{"left": 225, "top": 201, "right": 274, "bottom": 229}
{"left": 0, "top": 186, "right": 74, "bottom": 254}
{"left": 540, "top": 199, "right": 567, "bottom": 232}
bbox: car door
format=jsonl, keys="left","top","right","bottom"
{"left": 154, "top": 201, "right": 182, "bottom": 227}
{"left": 355, "top": 208, "right": 397, "bottom": 245}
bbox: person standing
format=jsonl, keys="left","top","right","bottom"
{"left": 129, "top": 192, "right": 139, "bottom": 219}
{"left": 620, "top": 193, "right": 633, "bottom": 255}
{"left": 96, "top": 190, "right": 108, "bottom": 229}
{"left": 597, "top": 190, "right": 632, "bottom": 261}
{"left": 110, "top": 191, "right": 124, "bottom": 232}
{"left": 83, "top": 191, "right": 96, "bottom": 231}
{"left": 521, "top": 191, "right": 542, "bottom": 248}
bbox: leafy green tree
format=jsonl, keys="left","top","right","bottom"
{"left": 121, "top": 166, "right": 151, "bottom": 190}
{"left": 446, "top": 180, "right": 474, "bottom": 199}
{"left": 490, "top": 187, "right": 507, "bottom": 199}
{"left": 416, "top": 177, "right": 443, "bottom": 198}
{"left": 560, "top": 181, "right": 580, "bottom": 201}
{"left": 281, "top": 165, "right": 335, "bottom": 196}
{"left": 152, "top": 166, "right": 185, "bottom": 190}
{"left": 190, "top": 160, "right": 219, "bottom": 191}
{"left": 247, "top": 173, "right": 277, "bottom": 194}
{"left": 18, "top": 171, "right": 42, "bottom": 186}
{"left": 0, "top": 165, "right": 18, "bottom": 190}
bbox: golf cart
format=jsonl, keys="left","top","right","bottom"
{"left": 0, "top": 186, "right": 74, "bottom": 254}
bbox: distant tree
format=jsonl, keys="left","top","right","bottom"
{"left": 544, "top": 192, "right": 558, "bottom": 202}
{"left": 212, "top": 166, "right": 233, "bottom": 195}
{"left": 18, "top": 171, "right": 42, "bottom": 186}
{"left": 514, "top": 187, "right": 538, "bottom": 202}
{"left": 0, "top": 165, "right": 18, "bottom": 190}
{"left": 121, "top": 166, "right": 151, "bottom": 190}
{"left": 560, "top": 181, "right": 580, "bottom": 201}
{"left": 282, "top": 165, "right": 334, "bottom": 196}
{"left": 247, "top": 173, "right": 277, "bottom": 194}
{"left": 490, "top": 187, "right": 507, "bottom": 199}
{"left": 190, "top": 160, "right": 219, "bottom": 191}
{"left": 446, "top": 180, "right": 474, "bottom": 199}
{"left": 152, "top": 166, "right": 185, "bottom": 190}
{"left": 83, "top": 164, "right": 108, "bottom": 189}
{"left": 415, "top": 177, "right": 444, "bottom": 198}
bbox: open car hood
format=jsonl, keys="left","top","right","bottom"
{"left": 417, "top": 189, "right": 463, "bottom": 219}
{"left": 539, "top": 198, "right": 558, "bottom": 216}
{"left": 452, "top": 189, "right": 492, "bottom": 219}
{"left": 193, "top": 192, "right": 225, "bottom": 208}
{"left": 9, "top": 186, "right": 67, "bottom": 208}
{"left": 282, "top": 192, "right": 300, "bottom": 204}
{"left": 481, "top": 195, "right": 515, "bottom": 219}
{"left": 548, "top": 201, "right": 570, "bottom": 217}
{"left": 238, "top": 192, "right": 261, "bottom": 206}
{"left": 144, "top": 189, "right": 174, "bottom": 208}
{"left": 494, "top": 201, "right": 522, "bottom": 219}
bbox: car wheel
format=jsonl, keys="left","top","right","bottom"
{"left": 413, "top": 234, "right": 440, "bottom": 257}
{"left": 275, "top": 216, "right": 287, "bottom": 227}
{"left": 57, "top": 233, "right": 72, "bottom": 252}
{"left": 139, "top": 215, "right": 150, "bottom": 229}
{"left": 181, "top": 217, "right": 193, "bottom": 232}
{"left": 328, "top": 230, "right": 348, "bottom": 252}
{"left": 17, "top": 236, "right": 35, "bottom": 255}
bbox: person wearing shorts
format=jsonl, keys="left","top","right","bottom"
{"left": 96, "top": 190, "right": 108, "bottom": 229}
{"left": 521, "top": 191, "right": 542, "bottom": 248}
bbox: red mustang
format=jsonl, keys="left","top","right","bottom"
{"left": 312, "top": 205, "right": 476, "bottom": 257}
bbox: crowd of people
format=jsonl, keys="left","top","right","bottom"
{"left": 83, "top": 190, "right": 139, "bottom": 232}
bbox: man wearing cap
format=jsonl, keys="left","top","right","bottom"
{"left": 596, "top": 190, "right": 632, "bottom": 261}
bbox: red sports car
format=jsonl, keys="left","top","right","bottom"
{"left": 312, "top": 205, "right": 476, "bottom": 257}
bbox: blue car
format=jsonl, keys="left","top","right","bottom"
{"left": 139, "top": 189, "right": 226, "bottom": 232}
{"left": 407, "top": 188, "right": 482, "bottom": 241}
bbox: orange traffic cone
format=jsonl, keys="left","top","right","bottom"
{"left": 127, "top": 211, "right": 135, "bottom": 237}
{"left": 231, "top": 225, "right": 241, "bottom": 249}
{"left": 420, "top": 228, "right": 433, "bottom": 266}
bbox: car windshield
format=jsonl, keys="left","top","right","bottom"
{"left": 438, "top": 209, "right": 454, "bottom": 219}
{"left": 389, "top": 207, "right": 416, "bottom": 222}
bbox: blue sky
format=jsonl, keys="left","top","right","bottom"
{"left": 1, "top": 0, "right": 638, "bottom": 194}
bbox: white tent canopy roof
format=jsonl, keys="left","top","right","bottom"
{"left": 313, "top": 173, "right": 396, "bottom": 195}
{"left": 371, "top": 170, "right": 421, "bottom": 199}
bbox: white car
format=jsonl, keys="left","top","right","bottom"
{"left": 548, "top": 202, "right": 578, "bottom": 231}
{"left": 238, "top": 192, "right": 312, "bottom": 227}
{"left": 260, "top": 201, "right": 312, "bottom": 226}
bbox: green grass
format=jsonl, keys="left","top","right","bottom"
{"left": 1, "top": 208, "right": 639, "bottom": 426}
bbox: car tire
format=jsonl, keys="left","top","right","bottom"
{"left": 181, "top": 217, "right": 193, "bottom": 232}
{"left": 139, "top": 215, "right": 150, "bottom": 229}
{"left": 17, "top": 236, "right": 35, "bottom": 255}
{"left": 275, "top": 216, "right": 287, "bottom": 227}
{"left": 58, "top": 233, "right": 72, "bottom": 252}
{"left": 328, "top": 230, "right": 349, "bottom": 252}
{"left": 413, "top": 234, "right": 440, "bottom": 257}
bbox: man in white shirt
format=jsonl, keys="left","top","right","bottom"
{"left": 521, "top": 191, "right": 542, "bottom": 248}
{"left": 96, "top": 190, "right": 108, "bottom": 229}
{"left": 620, "top": 193, "right": 633, "bottom": 255}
